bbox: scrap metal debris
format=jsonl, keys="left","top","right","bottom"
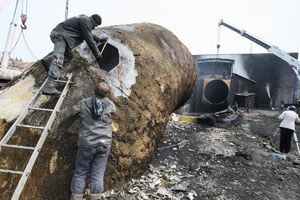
{"left": 100, "top": 164, "right": 197, "bottom": 200}
{"left": 158, "top": 140, "right": 188, "bottom": 150}
{"left": 98, "top": 109, "right": 300, "bottom": 200}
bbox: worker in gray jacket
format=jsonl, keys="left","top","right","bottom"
{"left": 279, "top": 105, "right": 300, "bottom": 153}
{"left": 71, "top": 82, "right": 116, "bottom": 200}
{"left": 43, "top": 14, "right": 106, "bottom": 95}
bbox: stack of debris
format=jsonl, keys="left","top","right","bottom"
{"left": 99, "top": 164, "right": 198, "bottom": 200}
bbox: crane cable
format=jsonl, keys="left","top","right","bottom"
{"left": 21, "top": 31, "right": 38, "bottom": 60}
{"left": 10, "top": 29, "right": 38, "bottom": 61}
{"left": 10, "top": 29, "right": 22, "bottom": 53}
{"left": 10, "top": 0, "right": 38, "bottom": 61}
{"left": 20, "top": 0, "right": 38, "bottom": 60}
{"left": 216, "top": 25, "right": 221, "bottom": 54}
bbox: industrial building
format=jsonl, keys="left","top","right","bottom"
{"left": 180, "top": 52, "right": 299, "bottom": 114}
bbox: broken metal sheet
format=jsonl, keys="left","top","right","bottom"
{"left": 128, "top": 187, "right": 140, "bottom": 194}
{"left": 105, "top": 163, "right": 199, "bottom": 199}
{"left": 169, "top": 175, "right": 181, "bottom": 182}
{"left": 147, "top": 173, "right": 157, "bottom": 179}
{"left": 175, "top": 192, "right": 185, "bottom": 198}
{"left": 139, "top": 191, "right": 149, "bottom": 199}
{"left": 149, "top": 178, "right": 161, "bottom": 189}
{"left": 170, "top": 165, "right": 177, "bottom": 169}
{"left": 187, "top": 190, "right": 197, "bottom": 200}
{"left": 178, "top": 140, "right": 188, "bottom": 148}
{"left": 157, "top": 187, "right": 173, "bottom": 198}
{"left": 170, "top": 181, "right": 190, "bottom": 191}
{"left": 149, "top": 164, "right": 159, "bottom": 173}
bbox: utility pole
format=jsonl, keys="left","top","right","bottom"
{"left": 65, "top": 0, "right": 69, "bottom": 20}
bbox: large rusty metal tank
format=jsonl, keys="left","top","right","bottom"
{"left": 0, "top": 23, "right": 196, "bottom": 199}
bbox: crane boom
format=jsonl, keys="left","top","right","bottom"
{"left": 218, "top": 19, "right": 300, "bottom": 79}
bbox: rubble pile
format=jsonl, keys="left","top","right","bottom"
{"left": 102, "top": 109, "right": 300, "bottom": 199}
{"left": 100, "top": 164, "right": 198, "bottom": 200}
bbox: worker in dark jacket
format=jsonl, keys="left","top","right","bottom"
{"left": 43, "top": 14, "right": 106, "bottom": 95}
{"left": 70, "top": 82, "right": 116, "bottom": 200}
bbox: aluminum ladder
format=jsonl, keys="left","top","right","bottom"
{"left": 0, "top": 73, "right": 73, "bottom": 200}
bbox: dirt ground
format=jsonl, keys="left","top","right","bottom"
{"left": 101, "top": 108, "right": 300, "bottom": 200}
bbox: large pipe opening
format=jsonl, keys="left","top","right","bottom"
{"left": 97, "top": 43, "right": 119, "bottom": 72}
{"left": 204, "top": 79, "right": 229, "bottom": 104}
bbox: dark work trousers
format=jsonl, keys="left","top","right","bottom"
{"left": 280, "top": 127, "right": 294, "bottom": 153}
{"left": 48, "top": 32, "right": 73, "bottom": 80}
{"left": 71, "top": 144, "right": 111, "bottom": 196}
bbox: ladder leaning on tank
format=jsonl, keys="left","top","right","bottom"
{"left": 0, "top": 73, "right": 74, "bottom": 200}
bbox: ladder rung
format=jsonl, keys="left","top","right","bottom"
{"left": 16, "top": 124, "right": 45, "bottom": 130}
{"left": 0, "top": 143, "right": 35, "bottom": 150}
{"left": 0, "top": 169, "right": 23, "bottom": 175}
{"left": 29, "top": 107, "right": 57, "bottom": 112}
{"left": 55, "top": 79, "right": 75, "bottom": 84}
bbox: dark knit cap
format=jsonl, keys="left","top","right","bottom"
{"left": 91, "top": 14, "right": 102, "bottom": 25}
{"left": 95, "top": 82, "right": 109, "bottom": 98}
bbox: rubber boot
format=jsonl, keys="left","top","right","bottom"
{"left": 90, "top": 194, "right": 101, "bottom": 200}
{"left": 70, "top": 193, "right": 84, "bottom": 200}
{"left": 42, "top": 78, "right": 61, "bottom": 95}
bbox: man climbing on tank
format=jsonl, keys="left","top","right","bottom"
{"left": 42, "top": 14, "right": 107, "bottom": 95}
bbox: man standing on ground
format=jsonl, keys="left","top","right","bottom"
{"left": 233, "top": 102, "right": 238, "bottom": 112}
{"left": 279, "top": 105, "right": 300, "bottom": 154}
{"left": 246, "top": 102, "right": 251, "bottom": 113}
{"left": 43, "top": 14, "right": 107, "bottom": 95}
{"left": 279, "top": 101, "right": 285, "bottom": 114}
{"left": 71, "top": 82, "right": 116, "bottom": 200}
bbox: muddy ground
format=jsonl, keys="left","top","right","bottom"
{"left": 102, "top": 108, "right": 300, "bottom": 200}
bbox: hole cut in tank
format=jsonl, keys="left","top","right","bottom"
{"left": 204, "top": 79, "right": 229, "bottom": 104}
{"left": 97, "top": 42, "right": 119, "bottom": 72}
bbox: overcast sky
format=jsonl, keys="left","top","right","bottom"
{"left": 0, "top": 0, "right": 299, "bottom": 62}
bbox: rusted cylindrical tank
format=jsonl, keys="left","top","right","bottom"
{"left": 0, "top": 23, "right": 196, "bottom": 199}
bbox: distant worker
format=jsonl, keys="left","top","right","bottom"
{"left": 246, "top": 102, "right": 251, "bottom": 113}
{"left": 269, "top": 99, "right": 274, "bottom": 110}
{"left": 278, "top": 105, "right": 300, "bottom": 154}
{"left": 70, "top": 82, "right": 116, "bottom": 200}
{"left": 279, "top": 101, "right": 284, "bottom": 114}
{"left": 43, "top": 14, "right": 107, "bottom": 95}
{"left": 233, "top": 102, "right": 238, "bottom": 112}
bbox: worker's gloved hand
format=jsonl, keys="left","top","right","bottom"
{"left": 94, "top": 36, "right": 107, "bottom": 43}
{"left": 99, "top": 38, "right": 108, "bottom": 43}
